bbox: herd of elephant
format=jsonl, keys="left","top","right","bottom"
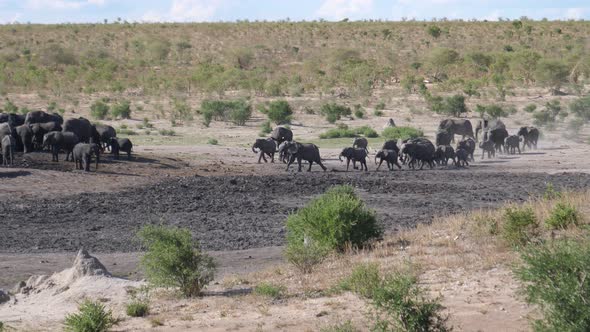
{"left": 252, "top": 119, "right": 540, "bottom": 172}
{"left": 0, "top": 111, "right": 134, "bottom": 171}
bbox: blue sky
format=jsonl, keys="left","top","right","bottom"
{"left": 0, "top": 0, "right": 589, "bottom": 24}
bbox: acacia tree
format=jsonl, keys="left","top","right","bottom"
{"left": 535, "top": 59, "right": 570, "bottom": 95}
{"left": 427, "top": 48, "right": 460, "bottom": 82}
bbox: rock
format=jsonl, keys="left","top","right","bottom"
{"left": 0, "top": 289, "right": 10, "bottom": 304}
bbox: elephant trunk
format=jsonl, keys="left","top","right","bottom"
{"left": 339, "top": 154, "right": 343, "bottom": 162}
{"left": 252, "top": 145, "right": 258, "bottom": 153}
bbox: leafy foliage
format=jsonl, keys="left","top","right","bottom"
{"left": 382, "top": 127, "right": 424, "bottom": 141}
{"left": 126, "top": 301, "right": 149, "bottom": 317}
{"left": 64, "top": 300, "right": 115, "bottom": 332}
{"left": 320, "top": 103, "right": 352, "bottom": 123}
{"left": 111, "top": 100, "right": 131, "bottom": 119}
{"left": 426, "top": 94, "right": 468, "bottom": 116}
{"left": 535, "top": 59, "right": 570, "bottom": 94}
{"left": 475, "top": 104, "right": 509, "bottom": 119}
{"left": 569, "top": 95, "right": 590, "bottom": 122}
{"left": 90, "top": 100, "right": 109, "bottom": 120}
{"left": 502, "top": 207, "right": 538, "bottom": 247}
{"left": 338, "top": 263, "right": 381, "bottom": 299}
{"left": 545, "top": 202, "right": 580, "bottom": 230}
{"left": 253, "top": 282, "right": 286, "bottom": 299}
{"left": 201, "top": 99, "right": 251, "bottom": 127}
{"left": 259, "top": 100, "right": 293, "bottom": 125}
{"left": 319, "top": 125, "right": 378, "bottom": 139}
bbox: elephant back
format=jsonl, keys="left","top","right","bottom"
{"left": 63, "top": 117, "right": 93, "bottom": 143}
{"left": 271, "top": 127, "right": 293, "bottom": 143}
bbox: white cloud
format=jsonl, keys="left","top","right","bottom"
{"left": 564, "top": 7, "right": 585, "bottom": 19}
{"left": 25, "top": 0, "right": 105, "bottom": 10}
{"left": 316, "top": 0, "right": 373, "bottom": 20}
{"left": 141, "top": 0, "right": 222, "bottom": 22}
{"left": 481, "top": 10, "right": 501, "bottom": 21}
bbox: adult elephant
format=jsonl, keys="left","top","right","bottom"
{"left": 15, "top": 124, "right": 33, "bottom": 153}
{"left": 382, "top": 140, "right": 399, "bottom": 154}
{"left": 252, "top": 138, "right": 277, "bottom": 163}
{"left": 339, "top": 147, "right": 368, "bottom": 171}
{"left": 435, "top": 129, "right": 452, "bottom": 146}
{"left": 43, "top": 131, "right": 79, "bottom": 162}
{"left": 63, "top": 117, "right": 95, "bottom": 143}
{"left": 111, "top": 138, "right": 133, "bottom": 160}
{"left": 283, "top": 141, "right": 327, "bottom": 172}
{"left": 475, "top": 119, "right": 505, "bottom": 142}
{"left": 518, "top": 126, "right": 539, "bottom": 151}
{"left": 401, "top": 139, "right": 436, "bottom": 170}
{"left": 0, "top": 123, "right": 13, "bottom": 141}
{"left": 438, "top": 119, "right": 474, "bottom": 142}
{"left": 352, "top": 137, "right": 369, "bottom": 152}
{"left": 93, "top": 124, "right": 117, "bottom": 151}
{"left": 270, "top": 127, "right": 293, "bottom": 145}
{"left": 31, "top": 122, "right": 62, "bottom": 150}
{"left": 25, "top": 110, "right": 63, "bottom": 125}
{"left": 488, "top": 127, "right": 508, "bottom": 153}
{"left": 0, "top": 113, "right": 25, "bottom": 127}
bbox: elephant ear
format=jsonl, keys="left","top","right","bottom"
{"left": 287, "top": 143, "right": 299, "bottom": 154}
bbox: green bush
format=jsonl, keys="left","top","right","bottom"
{"left": 260, "top": 120, "right": 272, "bottom": 135}
{"left": 285, "top": 185, "right": 381, "bottom": 253}
{"left": 138, "top": 225, "right": 216, "bottom": 297}
{"left": 126, "top": 301, "right": 149, "bottom": 317}
{"left": 427, "top": 25, "right": 442, "bottom": 38}
{"left": 201, "top": 99, "right": 251, "bottom": 126}
{"left": 119, "top": 128, "right": 138, "bottom": 136}
{"left": 523, "top": 104, "right": 537, "bottom": 113}
{"left": 283, "top": 240, "right": 329, "bottom": 274}
{"left": 0, "top": 321, "right": 4, "bottom": 332}
{"left": 382, "top": 127, "right": 424, "bottom": 141}
{"left": 111, "top": 100, "right": 132, "bottom": 119}
{"left": 502, "top": 207, "right": 538, "bottom": 246}
{"left": 90, "top": 100, "right": 109, "bottom": 120}
{"left": 475, "top": 104, "right": 509, "bottom": 119}
{"left": 545, "top": 202, "right": 580, "bottom": 230}
{"left": 515, "top": 240, "right": 590, "bottom": 331}
{"left": 354, "top": 107, "right": 365, "bottom": 119}
{"left": 375, "top": 102, "right": 386, "bottom": 110}
{"left": 158, "top": 129, "right": 175, "bottom": 136}
{"left": 569, "top": 95, "right": 590, "bottom": 122}
{"left": 373, "top": 110, "right": 384, "bottom": 117}
{"left": 338, "top": 263, "right": 381, "bottom": 299}
{"left": 319, "top": 125, "right": 378, "bottom": 139}
{"left": 259, "top": 100, "right": 293, "bottom": 125}
{"left": 371, "top": 272, "right": 450, "bottom": 332}
{"left": 64, "top": 300, "right": 115, "bottom": 332}
{"left": 535, "top": 59, "right": 570, "bottom": 94}
{"left": 253, "top": 282, "right": 286, "bottom": 299}
{"left": 320, "top": 103, "right": 352, "bottom": 123}
{"left": 3, "top": 100, "right": 18, "bottom": 113}
{"left": 356, "top": 126, "right": 378, "bottom": 138}
{"left": 207, "top": 138, "right": 218, "bottom": 145}
{"left": 428, "top": 94, "right": 468, "bottom": 117}
{"left": 227, "top": 101, "right": 252, "bottom": 126}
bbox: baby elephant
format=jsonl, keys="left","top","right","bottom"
{"left": 1, "top": 135, "right": 15, "bottom": 166}
{"left": 110, "top": 138, "right": 133, "bottom": 160}
{"left": 434, "top": 145, "right": 456, "bottom": 166}
{"left": 339, "top": 147, "right": 368, "bottom": 171}
{"left": 73, "top": 143, "right": 100, "bottom": 171}
{"left": 479, "top": 140, "right": 495, "bottom": 159}
{"left": 455, "top": 148, "right": 470, "bottom": 167}
{"left": 375, "top": 149, "right": 402, "bottom": 171}
{"left": 252, "top": 138, "right": 277, "bottom": 163}
{"left": 505, "top": 135, "right": 521, "bottom": 155}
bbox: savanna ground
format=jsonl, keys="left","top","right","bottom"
{"left": 1, "top": 19, "right": 590, "bottom": 331}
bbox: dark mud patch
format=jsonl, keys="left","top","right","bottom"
{"left": 1, "top": 171, "right": 589, "bottom": 253}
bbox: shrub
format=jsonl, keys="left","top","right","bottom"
{"left": 535, "top": 59, "right": 570, "bottom": 94}
{"left": 227, "top": 100, "right": 252, "bottom": 126}
{"left": 543, "top": 183, "right": 563, "bottom": 200}
{"left": 47, "top": 101, "right": 58, "bottom": 112}
{"left": 371, "top": 272, "right": 450, "bottom": 332}
{"left": 475, "top": 104, "right": 509, "bottom": 119}
{"left": 338, "top": 263, "right": 381, "bottom": 299}
{"left": 138, "top": 225, "right": 216, "bottom": 297}
{"left": 354, "top": 107, "right": 365, "bottom": 119}
{"left": 201, "top": 100, "right": 250, "bottom": 126}
{"left": 260, "top": 120, "right": 272, "bottom": 135}
{"left": 253, "top": 282, "right": 286, "bottom": 299}
{"left": 320, "top": 321, "right": 358, "bottom": 332}
{"left": 373, "top": 110, "right": 384, "bottom": 117}
{"left": 515, "top": 240, "right": 590, "bottom": 331}
{"left": 319, "top": 125, "right": 378, "bottom": 139}
{"left": 90, "top": 100, "right": 109, "bottom": 120}
{"left": 286, "top": 185, "right": 381, "bottom": 253}
{"left": 569, "top": 95, "right": 590, "bottom": 122}
{"left": 428, "top": 94, "right": 468, "bottom": 117}
{"left": 126, "top": 301, "right": 149, "bottom": 317}
{"left": 0, "top": 322, "right": 4, "bottom": 332}
{"left": 111, "top": 100, "right": 132, "bottom": 119}
{"left": 427, "top": 25, "right": 442, "bottom": 38}
{"left": 171, "top": 99, "right": 193, "bottom": 123}
{"left": 284, "top": 240, "right": 329, "bottom": 274}
{"left": 158, "top": 129, "right": 175, "bottom": 136}
{"left": 382, "top": 127, "right": 423, "bottom": 141}
{"left": 545, "top": 202, "right": 580, "bottom": 230}
{"left": 320, "top": 103, "right": 352, "bottom": 123}
{"left": 259, "top": 100, "right": 293, "bottom": 125}
{"left": 375, "top": 102, "right": 386, "bottom": 111}
{"left": 356, "top": 126, "right": 378, "bottom": 138}
{"left": 3, "top": 100, "right": 18, "bottom": 113}
{"left": 523, "top": 104, "right": 537, "bottom": 113}
{"left": 64, "top": 300, "right": 115, "bottom": 332}
{"left": 207, "top": 138, "right": 218, "bottom": 145}
{"left": 502, "top": 207, "right": 538, "bottom": 246}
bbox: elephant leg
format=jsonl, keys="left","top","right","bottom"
{"left": 286, "top": 155, "right": 295, "bottom": 171}
{"left": 363, "top": 160, "right": 368, "bottom": 171}
{"left": 318, "top": 160, "right": 327, "bottom": 171}
{"left": 270, "top": 152, "right": 275, "bottom": 163}
{"left": 376, "top": 159, "right": 383, "bottom": 171}
{"left": 307, "top": 160, "right": 313, "bottom": 172}
{"left": 297, "top": 157, "right": 303, "bottom": 172}
{"left": 257, "top": 152, "right": 263, "bottom": 163}
{"left": 346, "top": 159, "right": 350, "bottom": 171}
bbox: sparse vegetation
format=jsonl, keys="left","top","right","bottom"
{"left": 207, "top": 138, "right": 218, "bottom": 145}
{"left": 158, "top": 129, "right": 175, "bottom": 136}
{"left": 319, "top": 125, "right": 378, "bottom": 139}
{"left": 126, "top": 301, "right": 149, "bottom": 318}
{"left": 90, "top": 100, "right": 109, "bottom": 120}
{"left": 545, "top": 202, "right": 580, "bottom": 230}
{"left": 201, "top": 99, "right": 251, "bottom": 127}
{"left": 338, "top": 263, "right": 381, "bottom": 299}
{"left": 382, "top": 127, "right": 424, "bottom": 141}
{"left": 475, "top": 104, "right": 510, "bottom": 119}
{"left": 64, "top": 300, "right": 115, "bottom": 332}
{"left": 320, "top": 103, "right": 352, "bottom": 123}
{"left": 253, "top": 282, "right": 286, "bottom": 299}
{"left": 259, "top": 120, "right": 272, "bottom": 136}
{"left": 111, "top": 100, "right": 132, "bottom": 119}
{"left": 138, "top": 225, "right": 216, "bottom": 297}
{"left": 502, "top": 206, "right": 538, "bottom": 247}
{"left": 259, "top": 100, "right": 293, "bottom": 125}
{"left": 320, "top": 321, "right": 358, "bottom": 332}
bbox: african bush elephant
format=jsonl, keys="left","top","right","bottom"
{"left": 505, "top": 135, "right": 521, "bottom": 155}
{"left": 375, "top": 149, "right": 402, "bottom": 171}
{"left": 401, "top": 139, "right": 435, "bottom": 170}
{"left": 456, "top": 137, "right": 476, "bottom": 162}
{"left": 0, "top": 113, "right": 25, "bottom": 127}
{"left": 434, "top": 145, "right": 456, "bottom": 166}
{"left": 111, "top": 138, "right": 133, "bottom": 160}
{"left": 518, "top": 126, "right": 539, "bottom": 151}
{"left": 63, "top": 117, "right": 96, "bottom": 143}
{"left": 252, "top": 138, "right": 277, "bottom": 163}
{"left": 31, "top": 122, "right": 62, "bottom": 150}
{"left": 381, "top": 140, "right": 399, "bottom": 154}
{"left": 1, "top": 135, "right": 15, "bottom": 166}
{"left": 283, "top": 141, "right": 327, "bottom": 172}
{"left": 339, "top": 147, "right": 368, "bottom": 171}
{"left": 455, "top": 148, "right": 470, "bottom": 167}
{"left": 475, "top": 119, "right": 505, "bottom": 142}
{"left": 352, "top": 137, "right": 369, "bottom": 152}
{"left": 15, "top": 124, "right": 33, "bottom": 153}
{"left": 438, "top": 119, "right": 474, "bottom": 142}
{"left": 73, "top": 143, "right": 100, "bottom": 171}
{"left": 435, "top": 129, "right": 452, "bottom": 146}
{"left": 0, "top": 123, "right": 13, "bottom": 141}
{"left": 383, "top": 118, "right": 396, "bottom": 129}
{"left": 43, "top": 131, "right": 79, "bottom": 162}
{"left": 93, "top": 124, "right": 117, "bottom": 151}
{"left": 479, "top": 140, "right": 495, "bottom": 159}
{"left": 25, "top": 111, "right": 63, "bottom": 125}
{"left": 270, "top": 127, "right": 293, "bottom": 145}
{"left": 277, "top": 141, "right": 290, "bottom": 164}
{"left": 488, "top": 127, "right": 508, "bottom": 154}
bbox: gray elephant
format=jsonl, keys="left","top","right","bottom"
{"left": 505, "top": 135, "right": 521, "bottom": 155}
{"left": 111, "top": 138, "right": 133, "bottom": 160}
{"left": 455, "top": 148, "right": 469, "bottom": 167}
{"left": 283, "top": 141, "right": 327, "bottom": 172}
{"left": 15, "top": 124, "right": 33, "bottom": 153}
{"left": 476, "top": 119, "right": 505, "bottom": 142}
{"left": 339, "top": 147, "right": 368, "bottom": 171}
{"left": 438, "top": 119, "right": 474, "bottom": 142}
{"left": 270, "top": 127, "right": 293, "bottom": 144}
{"left": 401, "top": 139, "right": 435, "bottom": 170}
{"left": 435, "top": 129, "right": 452, "bottom": 146}
{"left": 25, "top": 110, "right": 63, "bottom": 125}
{"left": 252, "top": 138, "right": 277, "bottom": 163}
{"left": 72, "top": 143, "right": 100, "bottom": 171}
{"left": 0, "top": 113, "right": 25, "bottom": 127}
{"left": 518, "top": 126, "right": 539, "bottom": 151}
{"left": 0, "top": 123, "right": 13, "bottom": 141}
{"left": 375, "top": 149, "right": 402, "bottom": 171}
{"left": 1, "top": 135, "right": 15, "bottom": 166}
{"left": 479, "top": 140, "right": 495, "bottom": 159}
{"left": 383, "top": 118, "right": 396, "bottom": 129}
{"left": 43, "top": 131, "right": 80, "bottom": 162}
{"left": 487, "top": 127, "right": 508, "bottom": 154}
{"left": 93, "top": 124, "right": 117, "bottom": 151}
{"left": 434, "top": 145, "right": 456, "bottom": 166}
{"left": 63, "top": 117, "right": 96, "bottom": 143}
{"left": 456, "top": 137, "right": 476, "bottom": 162}
{"left": 381, "top": 140, "right": 399, "bottom": 154}
{"left": 277, "top": 141, "right": 291, "bottom": 164}
{"left": 352, "top": 137, "right": 369, "bottom": 152}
